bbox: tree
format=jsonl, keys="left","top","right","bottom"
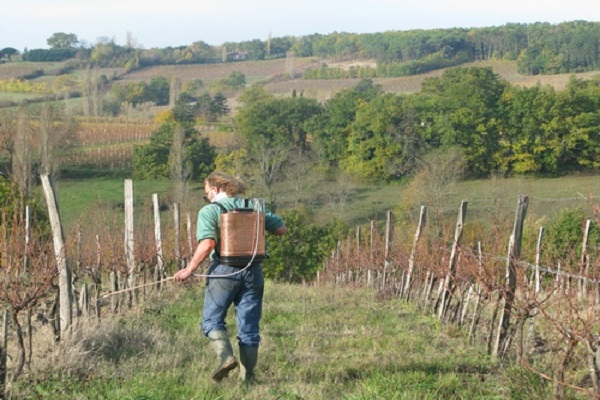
{"left": 283, "top": 150, "right": 321, "bottom": 206}
{"left": 0, "top": 47, "right": 19, "bottom": 61}
{"left": 11, "top": 108, "right": 33, "bottom": 197}
{"left": 398, "top": 146, "right": 466, "bottom": 234}
{"left": 263, "top": 208, "right": 346, "bottom": 282}
{"left": 246, "top": 141, "right": 292, "bottom": 206}
{"left": 497, "top": 84, "right": 561, "bottom": 174}
{"left": 0, "top": 109, "right": 17, "bottom": 176}
{"left": 343, "top": 93, "right": 405, "bottom": 182}
{"left": 81, "top": 65, "right": 101, "bottom": 116}
{"left": 144, "top": 76, "right": 170, "bottom": 106}
{"left": 36, "top": 104, "right": 78, "bottom": 175}
{"left": 133, "top": 122, "right": 216, "bottom": 180}
{"left": 236, "top": 90, "right": 322, "bottom": 149}
{"left": 545, "top": 208, "right": 600, "bottom": 261}
{"left": 307, "top": 79, "right": 382, "bottom": 168}
{"left": 225, "top": 71, "right": 246, "bottom": 87}
{"left": 421, "top": 67, "right": 507, "bottom": 176}
{"left": 47, "top": 32, "right": 79, "bottom": 49}
{"left": 0, "top": 176, "right": 56, "bottom": 381}
{"left": 172, "top": 92, "right": 229, "bottom": 123}
{"left": 52, "top": 75, "right": 79, "bottom": 100}
{"left": 238, "top": 39, "right": 266, "bottom": 60}
{"left": 169, "top": 124, "right": 191, "bottom": 205}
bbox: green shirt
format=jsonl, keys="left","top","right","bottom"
{"left": 196, "top": 197, "right": 284, "bottom": 261}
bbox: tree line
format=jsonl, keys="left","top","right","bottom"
{"left": 10, "top": 21, "right": 600, "bottom": 75}
{"left": 219, "top": 70, "right": 600, "bottom": 184}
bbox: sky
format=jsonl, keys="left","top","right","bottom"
{"left": 2, "top": 0, "right": 600, "bottom": 51}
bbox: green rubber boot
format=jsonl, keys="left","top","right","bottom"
{"left": 207, "top": 330, "right": 238, "bottom": 382}
{"left": 239, "top": 346, "right": 259, "bottom": 383}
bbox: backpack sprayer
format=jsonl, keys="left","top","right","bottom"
{"left": 101, "top": 198, "right": 265, "bottom": 298}
{"left": 215, "top": 197, "right": 266, "bottom": 268}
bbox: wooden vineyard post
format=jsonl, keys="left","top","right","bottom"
{"left": 79, "top": 283, "right": 89, "bottom": 321}
{"left": 534, "top": 227, "right": 544, "bottom": 294}
{"left": 153, "top": 194, "right": 165, "bottom": 291}
{"left": 438, "top": 200, "right": 468, "bottom": 321}
{"left": 110, "top": 271, "right": 118, "bottom": 313}
{"left": 335, "top": 240, "right": 342, "bottom": 284}
{"left": 468, "top": 242, "right": 484, "bottom": 343}
{"left": 41, "top": 174, "right": 72, "bottom": 338}
{"left": 186, "top": 212, "right": 194, "bottom": 263}
{"left": 403, "top": 206, "right": 426, "bottom": 301}
{"left": 493, "top": 195, "right": 528, "bottom": 360}
{"left": 370, "top": 220, "right": 375, "bottom": 264}
{"left": 24, "top": 205, "right": 30, "bottom": 274}
{"left": 173, "top": 203, "right": 183, "bottom": 270}
{"left": 383, "top": 211, "right": 393, "bottom": 290}
{"left": 345, "top": 235, "right": 352, "bottom": 282}
{"left": 526, "top": 226, "right": 545, "bottom": 356}
{"left": 124, "top": 179, "right": 136, "bottom": 305}
{"left": 23, "top": 205, "right": 35, "bottom": 369}
{"left": 0, "top": 310, "right": 7, "bottom": 400}
{"left": 356, "top": 226, "right": 362, "bottom": 284}
{"left": 94, "top": 234, "right": 102, "bottom": 321}
{"left": 368, "top": 220, "right": 375, "bottom": 288}
{"left": 76, "top": 224, "right": 82, "bottom": 274}
{"left": 579, "top": 219, "right": 591, "bottom": 300}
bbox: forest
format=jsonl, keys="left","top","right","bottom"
{"left": 4, "top": 21, "right": 599, "bottom": 77}
{"left": 131, "top": 69, "right": 600, "bottom": 188}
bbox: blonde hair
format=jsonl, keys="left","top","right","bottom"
{"left": 205, "top": 171, "right": 247, "bottom": 196}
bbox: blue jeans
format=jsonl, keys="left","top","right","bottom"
{"left": 201, "top": 262, "right": 264, "bottom": 347}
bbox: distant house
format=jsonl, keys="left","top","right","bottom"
{"left": 226, "top": 51, "right": 248, "bottom": 62}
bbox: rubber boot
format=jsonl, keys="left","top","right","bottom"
{"left": 207, "top": 330, "right": 238, "bottom": 382}
{"left": 239, "top": 346, "right": 259, "bottom": 383}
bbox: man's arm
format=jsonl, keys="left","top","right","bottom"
{"left": 272, "top": 224, "right": 287, "bottom": 236}
{"left": 173, "top": 238, "right": 216, "bottom": 281}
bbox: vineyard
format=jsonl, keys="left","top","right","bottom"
{"left": 60, "top": 117, "right": 160, "bottom": 169}
{"left": 2, "top": 54, "right": 600, "bottom": 397}
{"left": 0, "top": 173, "right": 599, "bottom": 397}
{"left": 320, "top": 197, "right": 600, "bottom": 398}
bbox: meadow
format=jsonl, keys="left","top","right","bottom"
{"left": 53, "top": 172, "right": 600, "bottom": 238}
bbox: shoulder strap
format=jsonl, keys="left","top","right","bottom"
{"left": 212, "top": 202, "right": 228, "bottom": 213}
{"left": 214, "top": 199, "right": 251, "bottom": 213}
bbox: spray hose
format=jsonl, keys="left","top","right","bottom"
{"left": 101, "top": 199, "right": 263, "bottom": 299}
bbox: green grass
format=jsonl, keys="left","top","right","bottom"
{"left": 48, "top": 172, "right": 600, "bottom": 236}
{"left": 13, "top": 283, "right": 543, "bottom": 399}
{"left": 50, "top": 172, "right": 185, "bottom": 233}
{"left": 306, "top": 174, "right": 600, "bottom": 230}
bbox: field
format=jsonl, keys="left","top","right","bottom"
{"left": 58, "top": 117, "right": 160, "bottom": 171}
{"left": 121, "top": 58, "right": 320, "bottom": 85}
{"left": 52, "top": 172, "right": 600, "bottom": 239}
{"left": 10, "top": 169, "right": 599, "bottom": 399}
{"left": 11, "top": 283, "right": 537, "bottom": 399}
{"left": 3, "top": 57, "right": 600, "bottom": 108}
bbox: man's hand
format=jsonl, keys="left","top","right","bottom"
{"left": 173, "top": 238, "right": 216, "bottom": 282}
{"left": 174, "top": 266, "right": 194, "bottom": 282}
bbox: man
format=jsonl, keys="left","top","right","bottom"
{"left": 174, "top": 171, "right": 287, "bottom": 383}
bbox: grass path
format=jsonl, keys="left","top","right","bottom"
{"left": 13, "top": 282, "right": 551, "bottom": 399}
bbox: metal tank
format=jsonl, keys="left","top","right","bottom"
{"left": 219, "top": 199, "right": 266, "bottom": 266}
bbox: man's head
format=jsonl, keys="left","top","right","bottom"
{"left": 204, "top": 171, "right": 247, "bottom": 202}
